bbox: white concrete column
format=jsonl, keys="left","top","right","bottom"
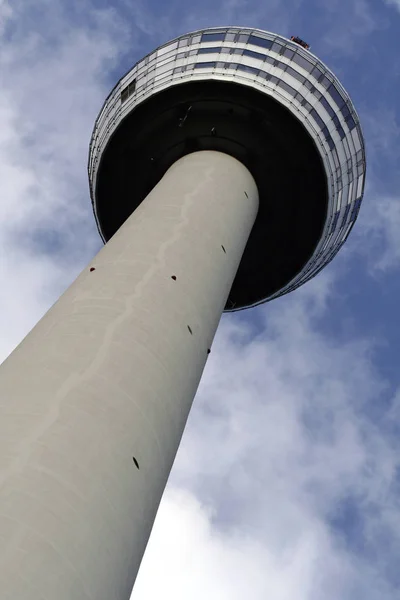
{"left": 0, "top": 150, "right": 259, "bottom": 600}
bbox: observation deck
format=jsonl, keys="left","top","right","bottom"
{"left": 88, "top": 27, "right": 366, "bottom": 311}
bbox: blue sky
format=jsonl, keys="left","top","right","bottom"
{"left": 1, "top": 0, "right": 400, "bottom": 598}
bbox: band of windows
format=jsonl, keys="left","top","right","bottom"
{"left": 123, "top": 42, "right": 357, "bottom": 141}
{"left": 112, "top": 31, "right": 365, "bottom": 288}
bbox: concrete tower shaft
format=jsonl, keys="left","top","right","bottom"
{"left": 0, "top": 152, "right": 258, "bottom": 599}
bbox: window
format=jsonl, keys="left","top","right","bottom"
{"left": 201, "top": 32, "right": 225, "bottom": 42}
{"left": 231, "top": 48, "right": 243, "bottom": 55}
{"left": 198, "top": 46, "right": 222, "bottom": 54}
{"left": 238, "top": 34, "right": 249, "bottom": 43}
{"left": 331, "top": 212, "right": 340, "bottom": 232}
{"left": 341, "top": 104, "right": 350, "bottom": 119}
{"left": 342, "top": 204, "right": 350, "bottom": 225}
{"left": 310, "top": 108, "right": 325, "bottom": 130}
{"left": 285, "top": 65, "right": 305, "bottom": 84}
{"left": 337, "top": 124, "right": 346, "bottom": 139}
{"left": 292, "top": 52, "right": 313, "bottom": 72}
{"left": 311, "top": 65, "right": 323, "bottom": 80}
{"left": 282, "top": 47, "right": 295, "bottom": 59}
{"left": 278, "top": 79, "right": 296, "bottom": 96}
{"left": 178, "top": 38, "right": 189, "bottom": 47}
{"left": 237, "top": 64, "right": 259, "bottom": 75}
{"left": 345, "top": 115, "right": 356, "bottom": 130}
{"left": 301, "top": 99, "right": 313, "bottom": 112}
{"left": 319, "top": 96, "right": 335, "bottom": 118}
{"left": 120, "top": 79, "right": 136, "bottom": 103}
{"left": 318, "top": 75, "right": 331, "bottom": 89}
{"left": 248, "top": 35, "right": 272, "bottom": 49}
{"left": 243, "top": 49, "right": 265, "bottom": 61}
{"left": 271, "top": 41, "right": 283, "bottom": 53}
{"left": 327, "top": 83, "right": 345, "bottom": 108}
{"left": 194, "top": 61, "right": 216, "bottom": 69}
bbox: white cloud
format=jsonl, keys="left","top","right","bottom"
{"left": 351, "top": 191, "right": 400, "bottom": 272}
{"left": 132, "top": 276, "right": 400, "bottom": 599}
{"left": 384, "top": 0, "right": 400, "bottom": 11}
{"left": 0, "top": 1, "right": 132, "bottom": 359}
{"left": 0, "top": 3, "right": 399, "bottom": 600}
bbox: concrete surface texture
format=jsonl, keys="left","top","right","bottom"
{"left": 0, "top": 151, "right": 258, "bottom": 599}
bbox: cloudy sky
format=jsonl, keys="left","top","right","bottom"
{"left": 1, "top": 0, "right": 400, "bottom": 598}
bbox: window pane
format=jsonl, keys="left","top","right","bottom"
{"left": 328, "top": 136, "right": 335, "bottom": 150}
{"left": 194, "top": 61, "right": 216, "bottom": 69}
{"left": 278, "top": 79, "right": 296, "bottom": 96}
{"left": 238, "top": 34, "right": 249, "bottom": 42}
{"left": 310, "top": 108, "right": 325, "bottom": 129}
{"left": 271, "top": 42, "right": 282, "bottom": 53}
{"left": 327, "top": 83, "right": 345, "bottom": 108}
{"left": 341, "top": 104, "right": 350, "bottom": 119}
{"left": 301, "top": 100, "right": 312, "bottom": 111}
{"left": 319, "top": 96, "right": 335, "bottom": 117}
{"left": 311, "top": 65, "right": 323, "bottom": 80}
{"left": 248, "top": 35, "right": 272, "bottom": 49}
{"left": 292, "top": 52, "right": 313, "bottom": 72}
{"left": 313, "top": 87, "right": 322, "bottom": 100}
{"left": 283, "top": 47, "right": 295, "bottom": 59}
{"left": 337, "top": 124, "right": 345, "bottom": 139}
{"left": 331, "top": 212, "right": 340, "bottom": 232}
{"left": 342, "top": 205, "right": 350, "bottom": 224}
{"left": 198, "top": 47, "right": 221, "bottom": 54}
{"left": 243, "top": 49, "right": 265, "bottom": 60}
{"left": 237, "top": 64, "right": 259, "bottom": 75}
{"left": 201, "top": 32, "right": 226, "bottom": 42}
{"left": 178, "top": 38, "right": 189, "bottom": 47}
{"left": 286, "top": 65, "right": 305, "bottom": 84}
{"left": 121, "top": 87, "right": 129, "bottom": 103}
{"left": 319, "top": 75, "right": 331, "bottom": 89}
{"left": 346, "top": 115, "right": 356, "bottom": 130}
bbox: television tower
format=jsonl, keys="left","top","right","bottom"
{"left": 0, "top": 28, "right": 366, "bottom": 599}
